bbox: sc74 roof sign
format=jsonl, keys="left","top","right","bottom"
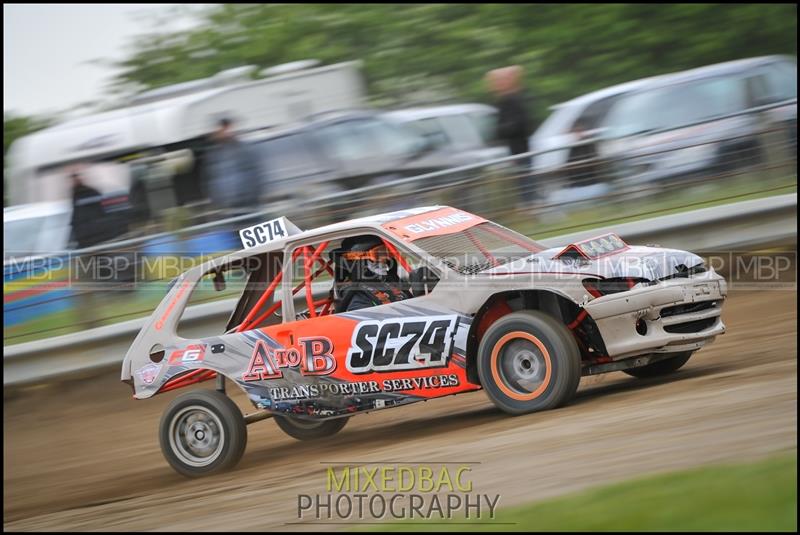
{"left": 239, "top": 217, "right": 301, "bottom": 249}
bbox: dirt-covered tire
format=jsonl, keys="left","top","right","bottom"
{"left": 623, "top": 352, "right": 693, "bottom": 378}
{"left": 477, "top": 310, "right": 582, "bottom": 415}
{"left": 159, "top": 389, "right": 247, "bottom": 478}
{"left": 273, "top": 415, "right": 349, "bottom": 440}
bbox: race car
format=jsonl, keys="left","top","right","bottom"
{"left": 121, "top": 206, "right": 727, "bottom": 477}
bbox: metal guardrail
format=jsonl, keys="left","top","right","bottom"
{"left": 4, "top": 193, "right": 796, "bottom": 386}
{"left": 550, "top": 192, "right": 797, "bottom": 251}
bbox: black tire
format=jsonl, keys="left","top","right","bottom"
{"left": 159, "top": 389, "right": 247, "bottom": 477}
{"left": 623, "top": 352, "right": 693, "bottom": 378}
{"left": 477, "top": 310, "right": 581, "bottom": 415}
{"left": 273, "top": 415, "right": 349, "bottom": 440}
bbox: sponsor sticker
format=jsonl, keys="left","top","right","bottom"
{"left": 383, "top": 207, "right": 486, "bottom": 241}
{"left": 168, "top": 344, "right": 207, "bottom": 365}
{"left": 242, "top": 337, "right": 337, "bottom": 381}
{"left": 267, "top": 374, "right": 462, "bottom": 401}
{"left": 346, "top": 315, "right": 460, "bottom": 374}
{"left": 136, "top": 363, "right": 162, "bottom": 385}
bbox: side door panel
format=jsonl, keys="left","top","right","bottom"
{"left": 235, "top": 297, "right": 480, "bottom": 419}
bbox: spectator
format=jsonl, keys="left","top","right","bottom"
{"left": 206, "top": 116, "right": 264, "bottom": 213}
{"left": 69, "top": 170, "right": 106, "bottom": 249}
{"left": 487, "top": 66, "right": 533, "bottom": 156}
{"left": 486, "top": 66, "right": 536, "bottom": 205}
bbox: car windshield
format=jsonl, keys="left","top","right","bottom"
{"left": 413, "top": 222, "right": 545, "bottom": 275}
{"left": 602, "top": 77, "right": 746, "bottom": 137}
{"left": 465, "top": 111, "right": 498, "bottom": 145}
{"left": 532, "top": 102, "right": 585, "bottom": 141}
{"left": 439, "top": 114, "right": 484, "bottom": 149}
{"left": 251, "top": 133, "right": 324, "bottom": 183}
{"left": 314, "top": 118, "right": 428, "bottom": 161}
{"left": 375, "top": 120, "right": 430, "bottom": 157}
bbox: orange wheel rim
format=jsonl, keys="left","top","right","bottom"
{"left": 490, "top": 331, "right": 552, "bottom": 401}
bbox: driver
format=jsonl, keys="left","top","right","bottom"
{"left": 336, "top": 235, "right": 412, "bottom": 312}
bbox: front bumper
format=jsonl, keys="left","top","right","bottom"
{"left": 584, "top": 269, "right": 727, "bottom": 359}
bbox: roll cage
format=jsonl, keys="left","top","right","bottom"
{"left": 157, "top": 226, "right": 436, "bottom": 394}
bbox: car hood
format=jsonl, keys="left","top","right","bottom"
{"left": 481, "top": 245, "right": 705, "bottom": 281}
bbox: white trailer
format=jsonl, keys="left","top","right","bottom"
{"left": 6, "top": 61, "right": 366, "bottom": 206}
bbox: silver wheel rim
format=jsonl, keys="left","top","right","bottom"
{"left": 498, "top": 339, "right": 547, "bottom": 395}
{"left": 169, "top": 405, "right": 225, "bottom": 467}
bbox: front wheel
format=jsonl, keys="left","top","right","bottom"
{"left": 477, "top": 310, "right": 582, "bottom": 415}
{"left": 159, "top": 389, "right": 247, "bottom": 477}
{"left": 274, "top": 415, "right": 349, "bottom": 440}
{"left": 623, "top": 352, "right": 693, "bottom": 378}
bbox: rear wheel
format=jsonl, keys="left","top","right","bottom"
{"left": 274, "top": 415, "right": 349, "bottom": 440}
{"left": 623, "top": 352, "right": 693, "bottom": 378}
{"left": 159, "top": 389, "right": 247, "bottom": 477}
{"left": 477, "top": 311, "right": 581, "bottom": 415}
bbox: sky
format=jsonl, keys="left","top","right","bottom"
{"left": 3, "top": 4, "right": 206, "bottom": 118}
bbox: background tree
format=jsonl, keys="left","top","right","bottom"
{"left": 105, "top": 4, "right": 797, "bottom": 126}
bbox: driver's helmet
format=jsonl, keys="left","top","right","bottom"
{"left": 339, "top": 235, "right": 395, "bottom": 283}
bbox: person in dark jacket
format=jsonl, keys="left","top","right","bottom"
{"left": 490, "top": 66, "right": 532, "bottom": 156}
{"left": 206, "top": 116, "right": 264, "bottom": 213}
{"left": 487, "top": 66, "right": 537, "bottom": 204}
{"left": 69, "top": 171, "right": 106, "bottom": 249}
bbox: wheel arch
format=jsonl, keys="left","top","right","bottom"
{"left": 465, "top": 289, "right": 584, "bottom": 385}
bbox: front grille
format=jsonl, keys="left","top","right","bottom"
{"left": 664, "top": 317, "right": 718, "bottom": 333}
{"left": 661, "top": 300, "right": 717, "bottom": 318}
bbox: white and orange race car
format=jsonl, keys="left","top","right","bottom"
{"left": 122, "top": 206, "right": 727, "bottom": 476}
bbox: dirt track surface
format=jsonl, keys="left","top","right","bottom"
{"left": 4, "top": 290, "right": 797, "bottom": 531}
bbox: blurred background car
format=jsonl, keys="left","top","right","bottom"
{"left": 3, "top": 196, "right": 137, "bottom": 261}
{"left": 3, "top": 201, "right": 73, "bottom": 261}
{"left": 383, "top": 103, "right": 510, "bottom": 164}
{"left": 242, "top": 109, "right": 472, "bottom": 207}
{"left": 4, "top": 200, "right": 138, "bottom": 331}
{"left": 601, "top": 55, "right": 797, "bottom": 190}
{"left": 529, "top": 77, "right": 659, "bottom": 174}
{"left": 530, "top": 55, "right": 797, "bottom": 194}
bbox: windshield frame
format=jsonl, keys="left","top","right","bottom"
{"left": 410, "top": 221, "right": 547, "bottom": 276}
